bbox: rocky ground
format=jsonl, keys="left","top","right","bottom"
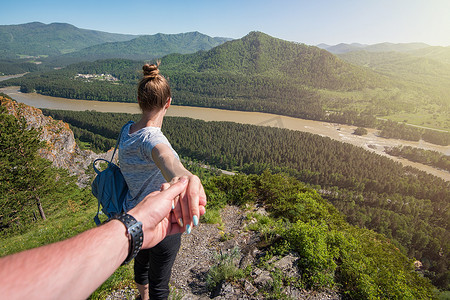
{"left": 107, "top": 205, "right": 341, "bottom": 300}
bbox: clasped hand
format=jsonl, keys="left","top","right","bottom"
{"left": 128, "top": 176, "right": 207, "bottom": 249}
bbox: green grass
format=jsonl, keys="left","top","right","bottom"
{"left": 88, "top": 264, "right": 135, "bottom": 299}
{"left": 201, "top": 208, "right": 223, "bottom": 226}
{"left": 206, "top": 247, "right": 244, "bottom": 291}
{"left": 0, "top": 197, "right": 97, "bottom": 256}
{"left": 0, "top": 193, "right": 138, "bottom": 299}
{"left": 60, "top": 49, "right": 76, "bottom": 55}
{"left": 438, "top": 290, "right": 450, "bottom": 300}
{"left": 76, "top": 139, "right": 93, "bottom": 151}
{"left": 16, "top": 54, "right": 49, "bottom": 59}
{"left": 0, "top": 162, "right": 216, "bottom": 299}
{"left": 381, "top": 108, "right": 450, "bottom": 132}
{"left": 318, "top": 87, "right": 450, "bottom": 131}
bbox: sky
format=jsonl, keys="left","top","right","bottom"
{"left": 2, "top": 0, "right": 450, "bottom": 46}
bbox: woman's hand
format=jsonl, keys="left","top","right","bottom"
{"left": 128, "top": 179, "right": 189, "bottom": 248}
{"left": 164, "top": 175, "right": 207, "bottom": 233}
{"left": 151, "top": 144, "right": 207, "bottom": 232}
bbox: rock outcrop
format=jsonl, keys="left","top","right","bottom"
{"left": 1, "top": 96, "right": 112, "bottom": 186}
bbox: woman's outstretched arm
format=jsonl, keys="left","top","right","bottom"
{"left": 152, "top": 143, "right": 207, "bottom": 233}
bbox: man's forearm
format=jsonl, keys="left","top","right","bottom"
{"left": 0, "top": 181, "right": 191, "bottom": 300}
{"left": 0, "top": 220, "right": 129, "bottom": 300}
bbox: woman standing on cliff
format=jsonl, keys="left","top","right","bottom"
{"left": 118, "top": 63, "right": 206, "bottom": 300}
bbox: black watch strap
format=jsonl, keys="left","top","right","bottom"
{"left": 113, "top": 213, "right": 143, "bottom": 265}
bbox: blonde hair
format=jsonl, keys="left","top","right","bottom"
{"left": 137, "top": 62, "right": 171, "bottom": 111}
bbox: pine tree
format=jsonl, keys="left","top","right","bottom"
{"left": 0, "top": 105, "right": 75, "bottom": 230}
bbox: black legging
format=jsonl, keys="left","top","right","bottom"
{"left": 134, "top": 233, "right": 182, "bottom": 299}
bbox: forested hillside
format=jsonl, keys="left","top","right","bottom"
{"left": 42, "top": 109, "right": 450, "bottom": 291}
{"left": 336, "top": 50, "right": 450, "bottom": 132}
{"left": 409, "top": 46, "right": 450, "bottom": 65}
{"left": 338, "top": 50, "right": 450, "bottom": 95}
{"left": 1, "top": 32, "right": 390, "bottom": 126}
{"left": 0, "top": 59, "right": 44, "bottom": 75}
{"left": 44, "top": 32, "right": 231, "bottom": 66}
{"left": 204, "top": 171, "right": 436, "bottom": 298}
{"left": 3, "top": 31, "right": 449, "bottom": 132}
{"left": 161, "top": 31, "right": 381, "bottom": 90}
{"left": 320, "top": 41, "right": 450, "bottom": 65}
{"left": 0, "top": 22, "right": 137, "bottom": 58}
{"left": 0, "top": 98, "right": 440, "bottom": 298}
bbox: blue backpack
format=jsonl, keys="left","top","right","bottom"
{"left": 91, "top": 122, "right": 132, "bottom": 225}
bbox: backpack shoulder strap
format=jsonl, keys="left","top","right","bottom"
{"left": 110, "top": 121, "right": 134, "bottom": 163}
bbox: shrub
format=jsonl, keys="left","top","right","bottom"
{"left": 284, "top": 220, "right": 337, "bottom": 288}
{"left": 206, "top": 247, "right": 244, "bottom": 291}
{"left": 353, "top": 127, "right": 368, "bottom": 136}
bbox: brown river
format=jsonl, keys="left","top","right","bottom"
{"left": 1, "top": 85, "right": 449, "bottom": 181}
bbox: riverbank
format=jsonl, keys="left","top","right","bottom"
{"left": 1, "top": 86, "right": 448, "bottom": 181}
{"left": 0, "top": 73, "right": 28, "bottom": 81}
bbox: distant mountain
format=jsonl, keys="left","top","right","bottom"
{"left": 44, "top": 32, "right": 232, "bottom": 66}
{"left": 363, "top": 42, "right": 430, "bottom": 53}
{"left": 161, "top": 31, "right": 381, "bottom": 90}
{"left": 338, "top": 50, "right": 450, "bottom": 81}
{"left": 316, "top": 43, "right": 331, "bottom": 49}
{"left": 407, "top": 46, "right": 450, "bottom": 65}
{"left": 318, "top": 43, "right": 367, "bottom": 54}
{"left": 4, "top": 31, "right": 386, "bottom": 124}
{"left": 0, "top": 22, "right": 137, "bottom": 58}
{"left": 319, "top": 42, "right": 450, "bottom": 84}
{"left": 338, "top": 50, "right": 450, "bottom": 103}
{"left": 321, "top": 42, "right": 430, "bottom": 54}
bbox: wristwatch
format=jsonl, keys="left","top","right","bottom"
{"left": 112, "top": 213, "right": 143, "bottom": 265}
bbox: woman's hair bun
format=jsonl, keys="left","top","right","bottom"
{"left": 142, "top": 63, "right": 159, "bottom": 78}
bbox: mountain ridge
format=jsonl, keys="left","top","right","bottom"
{"left": 161, "top": 31, "right": 382, "bottom": 90}
{"left": 318, "top": 42, "right": 431, "bottom": 54}
{"left": 318, "top": 42, "right": 450, "bottom": 66}
{"left": 0, "top": 22, "right": 138, "bottom": 58}
{"left": 44, "top": 31, "right": 232, "bottom": 66}
{"left": 0, "top": 31, "right": 393, "bottom": 125}
{"left": 3, "top": 30, "right": 448, "bottom": 130}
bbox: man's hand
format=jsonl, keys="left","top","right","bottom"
{"left": 0, "top": 176, "right": 206, "bottom": 300}
{"left": 128, "top": 178, "right": 188, "bottom": 248}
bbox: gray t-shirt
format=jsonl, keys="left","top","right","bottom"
{"left": 118, "top": 122, "right": 179, "bottom": 211}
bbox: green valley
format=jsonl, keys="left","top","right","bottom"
{"left": 2, "top": 31, "right": 449, "bottom": 136}
{"left": 42, "top": 109, "right": 450, "bottom": 292}
{"left": 1, "top": 96, "right": 444, "bottom": 298}
{"left": 1, "top": 22, "right": 450, "bottom": 298}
